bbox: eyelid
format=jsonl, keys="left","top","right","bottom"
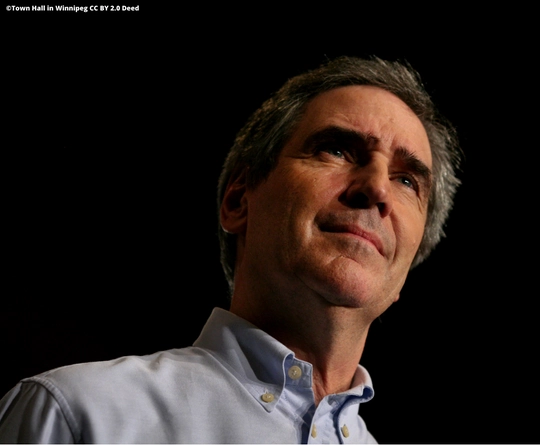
{"left": 391, "top": 172, "right": 422, "bottom": 194}
{"left": 317, "top": 143, "right": 354, "bottom": 161}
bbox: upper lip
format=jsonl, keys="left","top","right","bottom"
{"left": 320, "top": 222, "right": 385, "bottom": 256}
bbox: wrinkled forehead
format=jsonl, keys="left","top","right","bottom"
{"left": 291, "top": 85, "right": 432, "bottom": 167}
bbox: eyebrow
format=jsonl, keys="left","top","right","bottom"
{"left": 304, "top": 125, "right": 433, "bottom": 191}
{"left": 304, "top": 126, "right": 376, "bottom": 152}
{"left": 394, "top": 146, "right": 432, "bottom": 191}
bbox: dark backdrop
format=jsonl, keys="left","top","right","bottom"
{"left": 3, "top": 6, "right": 537, "bottom": 444}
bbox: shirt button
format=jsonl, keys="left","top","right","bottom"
{"left": 288, "top": 365, "right": 302, "bottom": 380}
{"left": 261, "top": 392, "right": 274, "bottom": 403}
{"left": 311, "top": 424, "right": 317, "bottom": 438}
{"left": 341, "top": 424, "right": 350, "bottom": 438}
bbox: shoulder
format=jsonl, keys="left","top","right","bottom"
{"left": 27, "top": 346, "right": 217, "bottom": 396}
{"left": 0, "top": 346, "right": 229, "bottom": 443}
{"left": 0, "top": 380, "right": 77, "bottom": 443}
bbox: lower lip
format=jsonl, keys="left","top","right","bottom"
{"left": 326, "top": 231, "right": 380, "bottom": 253}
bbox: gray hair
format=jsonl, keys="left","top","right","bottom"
{"left": 217, "top": 56, "right": 462, "bottom": 294}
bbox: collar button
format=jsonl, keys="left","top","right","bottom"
{"left": 288, "top": 365, "right": 302, "bottom": 380}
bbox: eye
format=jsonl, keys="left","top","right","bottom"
{"left": 316, "top": 144, "right": 352, "bottom": 161}
{"left": 322, "top": 146, "right": 345, "bottom": 158}
{"left": 395, "top": 175, "right": 419, "bottom": 191}
{"left": 399, "top": 177, "right": 414, "bottom": 188}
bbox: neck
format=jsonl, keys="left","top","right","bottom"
{"left": 230, "top": 284, "right": 372, "bottom": 405}
{"left": 282, "top": 311, "right": 369, "bottom": 405}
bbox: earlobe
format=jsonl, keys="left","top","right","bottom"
{"left": 220, "top": 169, "right": 248, "bottom": 235}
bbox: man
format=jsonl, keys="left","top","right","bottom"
{"left": 0, "top": 56, "right": 461, "bottom": 443}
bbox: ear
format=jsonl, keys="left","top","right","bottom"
{"left": 220, "top": 169, "right": 248, "bottom": 235}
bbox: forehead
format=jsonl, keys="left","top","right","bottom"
{"left": 290, "top": 85, "right": 432, "bottom": 166}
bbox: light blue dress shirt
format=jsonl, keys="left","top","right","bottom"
{"left": 0, "top": 308, "right": 376, "bottom": 443}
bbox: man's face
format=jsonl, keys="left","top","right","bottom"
{"left": 231, "top": 85, "right": 432, "bottom": 320}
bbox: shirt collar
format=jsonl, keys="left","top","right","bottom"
{"left": 193, "top": 308, "right": 374, "bottom": 411}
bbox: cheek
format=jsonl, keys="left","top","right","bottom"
{"left": 393, "top": 209, "right": 426, "bottom": 262}
{"left": 250, "top": 166, "right": 344, "bottom": 242}
{"left": 299, "top": 169, "right": 345, "bottom": 204}
{"left": 278, "top": 169, "right": 336, "bottom": 216}
{"left": 247, "top": 176, "right": 311, "bottom": 241}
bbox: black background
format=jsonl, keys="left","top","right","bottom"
{"left": 3, "top": 5, "right": 538, "bottom": 444}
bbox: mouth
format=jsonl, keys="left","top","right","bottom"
{"left": 320, "top": 223, "right": 384, "bottom": 256}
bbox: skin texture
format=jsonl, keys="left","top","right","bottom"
{"left": 221, "top": 85, "right": 432, "bottom": 403}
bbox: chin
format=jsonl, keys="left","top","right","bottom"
{"left": 324, "top": 286, "right": 378, "bottom": 309}
{"left": 294, "top": 252, "right": 394, "bottom": 310}
{"left": 309, "top": 271, "right": 380, "bottom": 308}
{"left": 317, "top": 262, "right": 398, "bottom": 312}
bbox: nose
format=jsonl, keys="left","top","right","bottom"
{"left": 341, "top": 159, "right": 393, "bottom": 218}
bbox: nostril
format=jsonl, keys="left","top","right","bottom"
{"left": 340, "top": 189, "right": 390, "bottom": 217}
{"left": 341, "top": 191, "right": 370, "bottom": 209}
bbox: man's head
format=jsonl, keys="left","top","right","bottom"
{"left": 217, "top": 56, "right": 461, "bottom": 299}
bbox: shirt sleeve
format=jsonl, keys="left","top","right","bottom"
{"left": 0, "top": 381, "right": 75, "bottom": 443}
